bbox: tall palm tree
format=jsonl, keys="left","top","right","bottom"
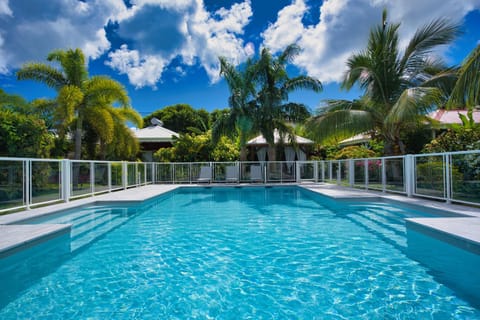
{"left": 254, "top": 44, "right": 322, "bottom": 160}
{"left": 307, "top": 9, "right": 460, "bottom": 155}
{"left": 448, "top": 44, "right": 480, "bottom": 108}
{"left": 17, "top": 48, "right": 142, "bottom": 159}
{"left": 212, "top": 57, "right": 257, "bottom": 161}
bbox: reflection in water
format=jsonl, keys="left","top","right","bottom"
{"left": 406, "top": 228, "right": 480, "bottom": 309}
{"left": 0, "top": 234, "right": 71, "bottom": 309}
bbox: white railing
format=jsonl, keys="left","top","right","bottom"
{"left": 1, "top": 150, "right": 479, "bottom": 213}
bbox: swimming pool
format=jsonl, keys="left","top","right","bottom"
{"left": 1, "top": 186, "right": 479, "bottom": 319}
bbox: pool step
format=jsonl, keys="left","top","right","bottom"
{"left": 70, "top": 215, "right": 129, "bottom": 251}
{"left": 347, "top": 211, "right": 406, "bottom": 250}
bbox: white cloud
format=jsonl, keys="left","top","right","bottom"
{"left": 261, "top": 0, "right": 307, "bottom": 53}
{"left": 0, "top": 0, "right": 126, "bottom": 73}
{"left": 106, "top": 0, "right": 254, "bottom": 87}
{"left": 106, "top": 44, "right": 168, "bottom": 89}
{"left": 0, "top": 0, "right": 12, "bottom": 17}
{"left": 0, "top": 0, "right": 253, "bottom": 88}
{"left": 262, "top": 0, "right": 480, "bottom": 84}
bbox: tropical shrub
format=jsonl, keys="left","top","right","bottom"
{"left": 0, "top": 109, "right": 53, "bottom": 158}
{"left": 331, "top": 146, "right": 379, "bottom": 160}
{"left": 154, "top": 131, "right": 238, "bottom": 162}
{"left": 422, "top": 128, "right": 480, "bottom": 153}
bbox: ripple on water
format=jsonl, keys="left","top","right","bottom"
{"left": 1, "top": 187, "right": 479, "bottom": 319}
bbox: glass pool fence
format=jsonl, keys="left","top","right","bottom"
{"left": 1, "top": 149, "right": 479, "bottom": 212}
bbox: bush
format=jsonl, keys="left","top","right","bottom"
{"left": 331, "top": 145, "right": 380, "bottom": 160}
{"left": 422, "top": 128, "right": 480, "bottom": 153}
{"left": 154, "top": 131, "right": 239, "bottom": 162}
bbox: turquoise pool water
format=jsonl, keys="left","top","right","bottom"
{"left": 1, "top": 186, "right": 479, "bottom": 319}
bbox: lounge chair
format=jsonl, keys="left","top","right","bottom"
{"left": 250, "top": 165, "right": 263, "bottom": 183}
{"left": 225, "top": 165, "right": 239, "bottom": 183}
{"left": 197, "top": 166, "right": 212, "bottom": 183}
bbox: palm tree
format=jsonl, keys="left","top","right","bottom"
{"left": 212, "top": 57, "right": 257, "bottom": 161}
{"left": 448, "top": 44, "right": 480, "bottom": 108}
{"left": 17, "top": 48, "right": 142, "bottom": 159}
{"left": 307, "top": 9, "right": 460, "bottom": 155}
{"left": 254, "top": 44, "right": 322, "bottom": 160}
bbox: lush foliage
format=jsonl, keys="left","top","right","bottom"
{"left": 213, "top": 44, "right": 322, "bottom": 161}
{"left": 0, "top": 109, "right": 53, "bottom": 158}
{"left": 422, "top": 128, "right": 480, "bottom": 153}
{"left": 330, "top": 145, "right": 380, "bottom": 160}
{"left": 17, "top": 48, "right": 142, "bottom": 160}
{"left": 154, "top": 131, "right": 238, "bottom": 162}
{"left": 144, "top": 104, "right": 209, "bottom": 134}
{"left": 448, "top": 44, "right": 480, "bottom": 108}
{"left": 306, "top": 10, "right": 459, "bottom": 155}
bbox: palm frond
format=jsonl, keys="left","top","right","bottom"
{"left": 16, "top": 63, "right": 67, "bottom": 90}
{"left": 401, "top": 18, "right": 460, "bottom": 73}
{"left": 283, "top": 75, "right": 322, "bottom": 93}
{"left": 306, "top": 110, "right": 373, "bottom": 144}
{"left": 448, "top": 44, "right": 480, "bottom": 108}
{"left": 386, "top": 87, "right": 441, "bottom": 125}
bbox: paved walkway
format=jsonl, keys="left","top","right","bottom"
{"left": 1, "top": 183, "right": 480, "bottom": 258}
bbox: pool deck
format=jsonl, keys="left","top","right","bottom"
{"left": 1, "top": 183, "right": 480, "bottom": 257}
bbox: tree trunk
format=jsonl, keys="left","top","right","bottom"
{"left": 240, "top": 146, "right": 247, "bottom": 161}
{"left": 74, "top": 116, "right": 83, "bottom": 160}
{"left": 268, "top": 145, "right": 276, "bottom": 162}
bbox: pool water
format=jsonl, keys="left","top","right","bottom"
{"left": 1, "top": 186, "right": 479, "bottom": 319}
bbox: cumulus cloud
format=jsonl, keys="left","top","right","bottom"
{"left": 0, "top": 0, "right": 126, "bottom": 73}
{"left": 0, "top": 0, "right": 253, "bottom": 88}
{"left": 106, "top": 0, "right": 254, "bottom": 86}
{"left": 261, "top": 0, "right": 480, "bottom": 84}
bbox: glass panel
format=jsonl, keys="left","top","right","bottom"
{"left": 367, "top": 159, "right": 382, "bottom": 191}
{"left": 213, "top": 163, "right": 227, "bottom": 182}
{"left": 71, "top": 162, "right": 91, "bottom": 197}
{"left": 339, "top": 161, "right": 349, "bottom": 186}
{"left": 353, "top": 160, "right": 366, "bottom": 188}
{"left": 156, "top": 164, "right": 173, "bottom": 183}
{"left": 415, "top": 155, "right": 445, "bottom": 198}
{"left": 94, "top": 163, "right": 109, "bottom": 193}
{"left": 174, "top": 164, "right": 191, "bottom": 183}
{"left": 31, "top": 161, "right": 61, "bottom": 204}
{"left": 127, "top": 163, "right": 136, "bottom": 186}
{"left": 300, "top": 163, "right": 314, "bottom": 181}
{"left": 451, "top": 152, "right": 480, "bottom": 204}
{"left": 0, "top": 160, "right": 24, "bottom": 210}
{"left": 267, "top": 162, "right": 282, "bottom": 182}
{"left": 146, "top": 164, "right": 153, "bottom": 183}
{"left": 111, "top": 163, "right": 123, "bottom": 190}
{"left": 385, "top": 158, "right": 405, "bottom": 193}
{"left": 138, "top": 163, "right": 146, "bottom": 185}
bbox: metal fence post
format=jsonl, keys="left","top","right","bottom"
{"left": 381, "top": 158, "right": 386, "bottom": 193}
{"left": 296, "top": 162, "right": 301, "bottom": 183}
{"left": 445, "top": 154, "right": 452, "bottom": 203}
{"left": 364, "top": 159, "right": 369, "bottom": 190}
{"left": 90, "top": 161, "right": 95, "bottom": 195}
{"left": 25, "top": 159, "right": 31, "bottom": 210}
{"left": 62, "top": 159, "right": 71, "bottom": 202}
{"left": 108, "top": 162, "right": 112, "bottom": 192}
{"left": 122, "top": 162, "right": 128, "bottom": 189}
{"left": 337, "top": 161, "right": 341, "bottom": 185}
{"left": 349, "top": 159, "right": 354, "bottom": 187}
{"left": 404, "top": 155, "right": 413, "bottom": 197}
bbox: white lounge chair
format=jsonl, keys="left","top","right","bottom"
{"left": 250, "top": 165, "right": 263, "bottom": 183}
{"left": 225, "top": 165, "right": 239, "bottom": 183}
{"left": 197, "top": 166, "right": 212, "bottom": 183}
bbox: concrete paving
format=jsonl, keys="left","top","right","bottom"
{"left": 0, "top": 224, "right": 71, "bottom": 258}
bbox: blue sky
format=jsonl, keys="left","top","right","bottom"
{"left": 0, "top": 0, "right": 479, "bottom": 118}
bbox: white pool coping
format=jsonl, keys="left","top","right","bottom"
{"left": 1, "top": 183, "right": 480, "bottom": 257}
